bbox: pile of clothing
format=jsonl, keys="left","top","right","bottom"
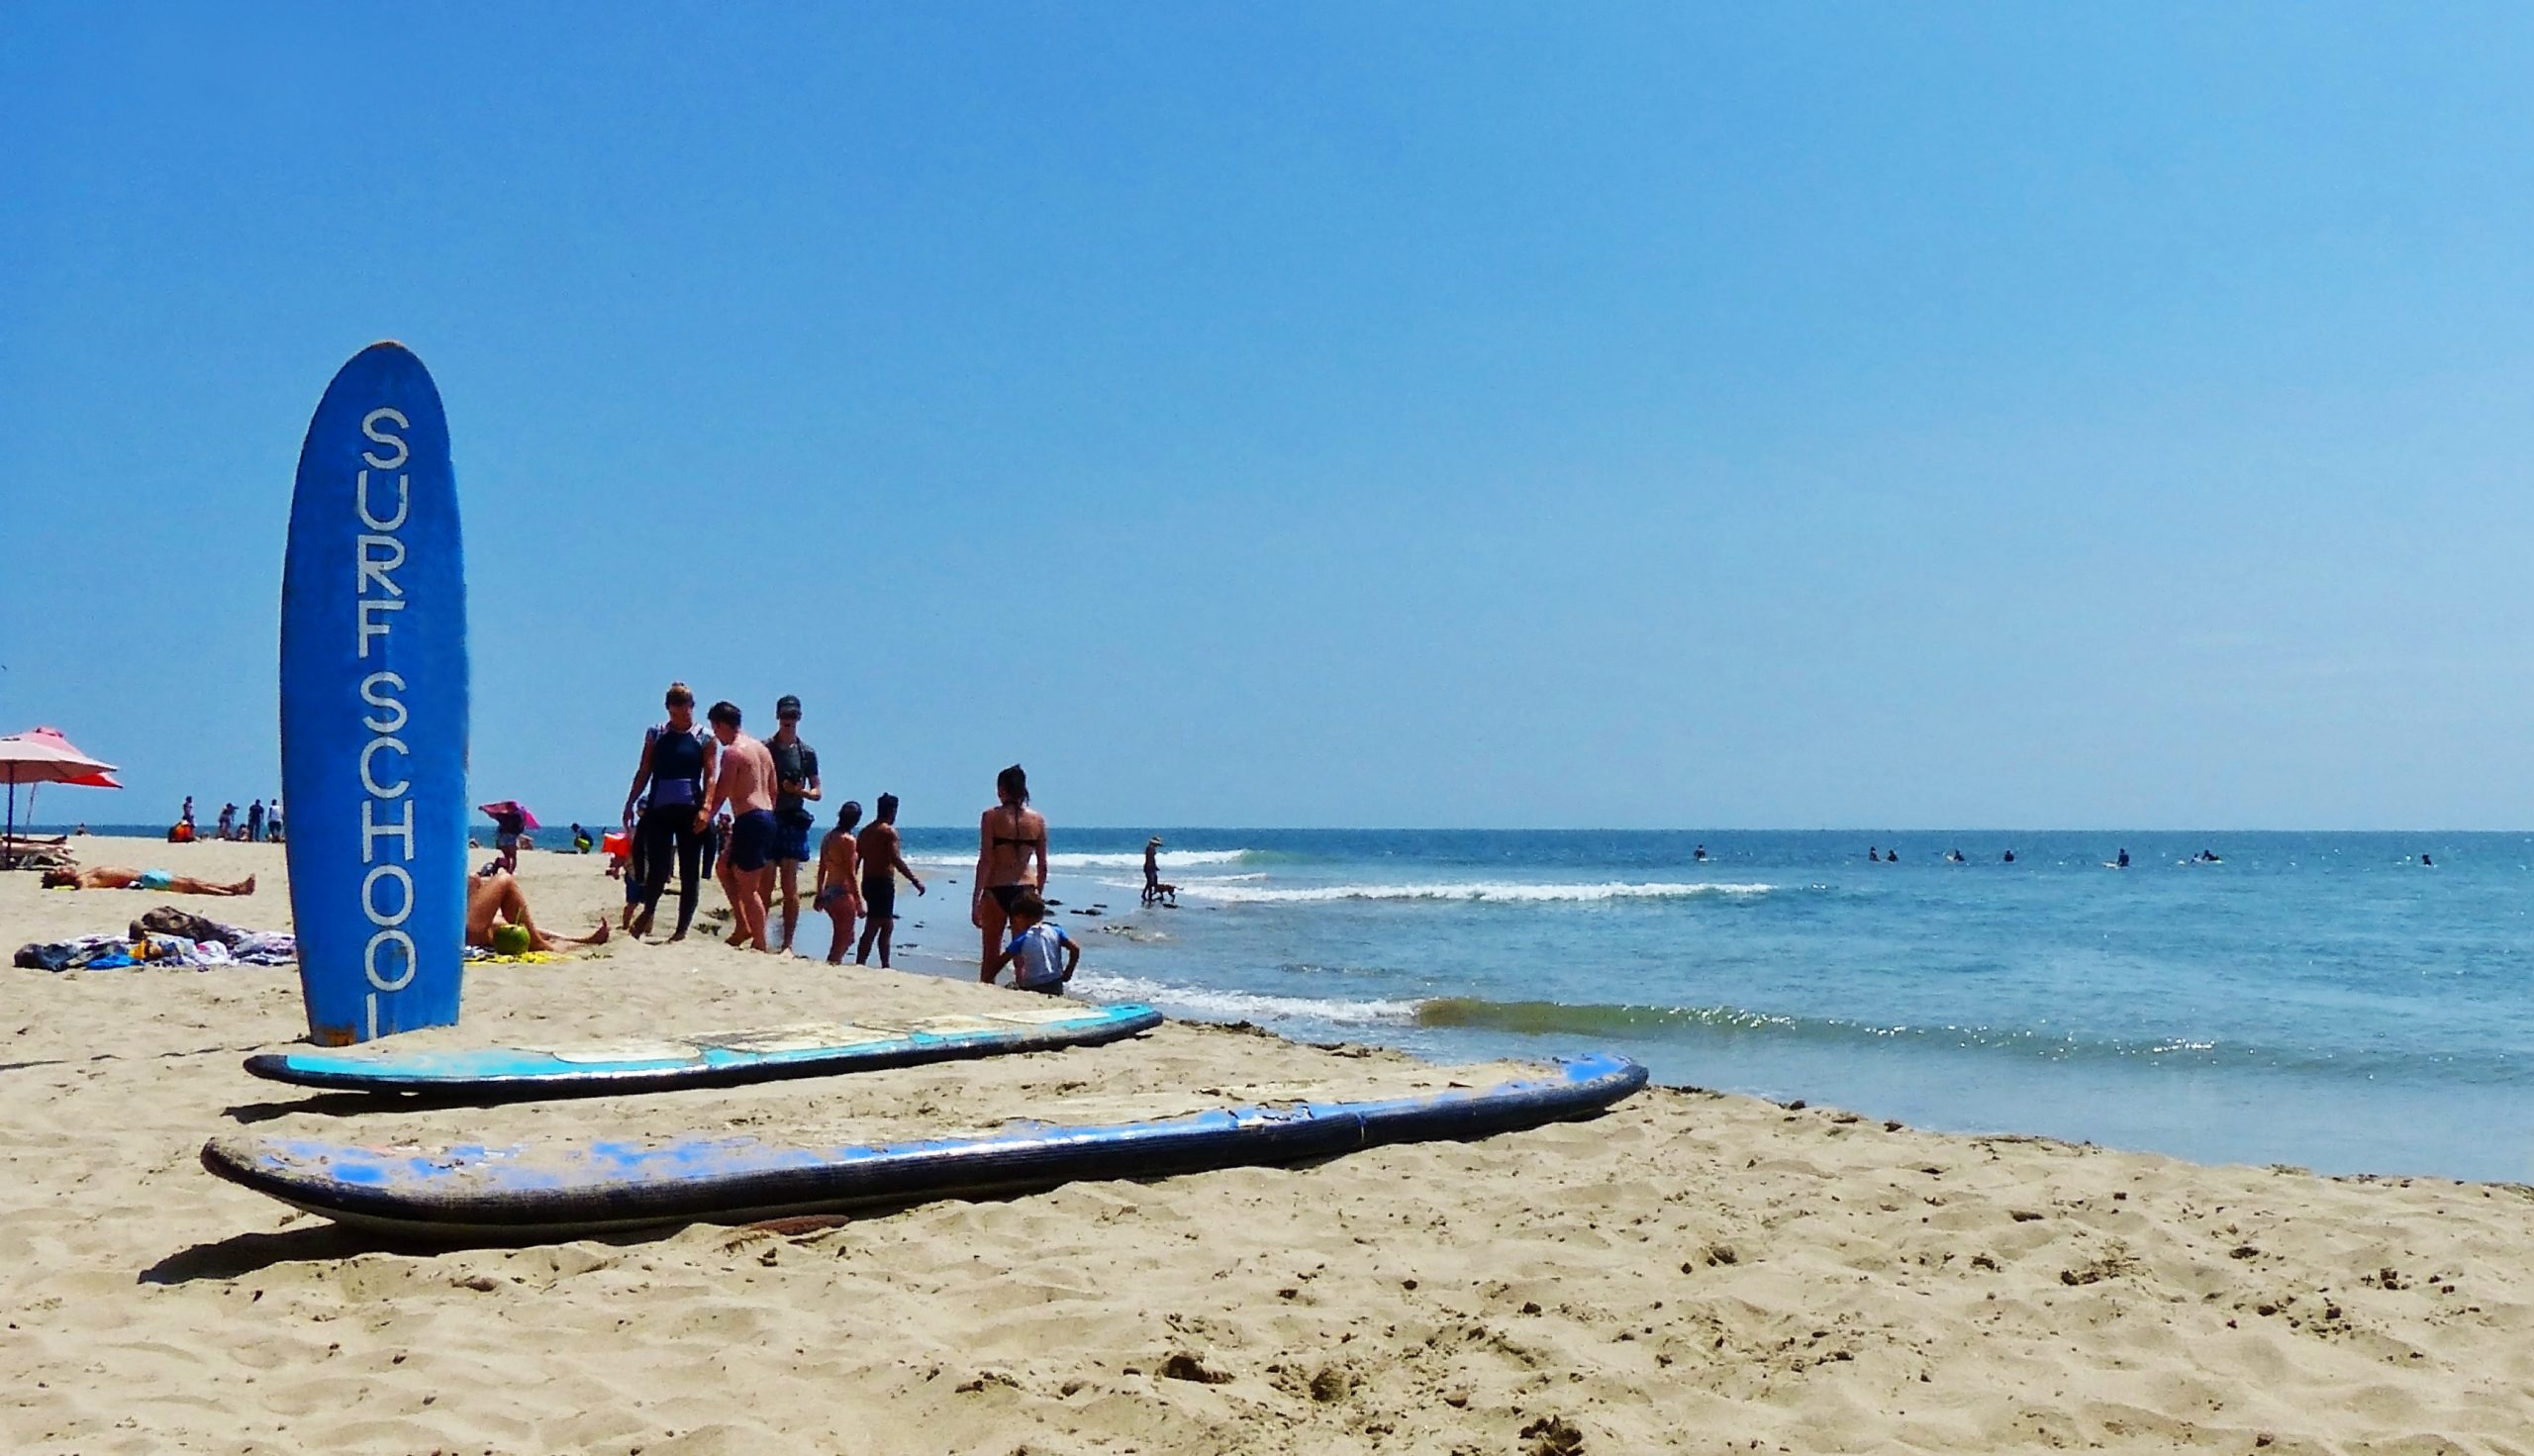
{"left": 12, "top": 906, "right": 297, "bottom": 972}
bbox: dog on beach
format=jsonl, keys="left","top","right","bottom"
{"left": 1141, "top": 881, "right": 1178, "bottom": 908}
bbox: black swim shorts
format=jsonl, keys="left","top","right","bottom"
{"left": 729, "top": 810, "right": 779, "bottom": 874}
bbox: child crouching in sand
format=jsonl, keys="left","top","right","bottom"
{"left": 813, "top": 802, "right": 864, "bottom": 964}
{"left": 984, "top": 888, "right": 1078, "bottom": 994}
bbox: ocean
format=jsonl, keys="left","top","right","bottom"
{"left": 38, "top": 823, "right": 2534, "bottom": 1181}
{"left": 887, "top": 827, "right": 2534, "bottom": 1183}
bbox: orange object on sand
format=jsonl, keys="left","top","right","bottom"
{"left": 602, "top": 831, "right": 630, "bottom": 858}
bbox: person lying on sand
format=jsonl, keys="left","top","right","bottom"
{"left": 42, "top": 866, "right": 255, "bottom": 896}
{"left": 466, "top": 869, "right": 610, "bottom": 953}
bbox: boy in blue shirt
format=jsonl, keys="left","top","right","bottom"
{"left": 984, "top": 889, "right": 1078, "bottom": 995}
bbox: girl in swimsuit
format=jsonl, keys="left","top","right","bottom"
{"left": 973, "top": 763, "right": 1048, "bottom": 981}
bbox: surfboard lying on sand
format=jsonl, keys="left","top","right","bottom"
{"left": 202, "top": 1052, "right": 1649, "bottom": 1241}
{"left": 244, "top": 1003, "right": 1165, "bottom": 1098}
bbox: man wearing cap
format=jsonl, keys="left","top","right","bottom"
{"left": 767, "top": 694, "right": 823, "bottom": 954}
{"left": 1142, "top": 835, "right": 1164, "bottom": 905}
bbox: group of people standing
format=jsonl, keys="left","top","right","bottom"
{"left": 621, "top": 684, "right": 827, "bottom": 955}
{"left": 619, "top": 684, "right": 1065, "bottom": 991}
{"left": 172, "top": 796, "right": 281, "bottom": 844}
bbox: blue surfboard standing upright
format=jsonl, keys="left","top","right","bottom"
{"left": 280, "top": 342, "right": 469, "bottom": 1044}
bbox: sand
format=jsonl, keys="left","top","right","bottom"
{"left": 5, "top": 841, "right": 2533, "bottom": 1454}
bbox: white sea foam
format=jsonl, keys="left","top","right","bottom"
{"left": 1072, "top": 971, "right": 1419, "bottom": 1026}
{"left": 1089, "top": 872, "right": 1270, "bottom": 891}
{"left": 1167, "top": 880, "right": 1777, "bottom": 905}
{"left": 910, "top": 849, "right": 1257, "bottom": 871}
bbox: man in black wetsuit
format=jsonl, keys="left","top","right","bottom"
{"left": 767, "top": 694, "right": 823, "bottom": 955}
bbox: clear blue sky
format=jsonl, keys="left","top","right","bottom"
{"left": 6, "top": 4, "right": 2532, "bottom": 829}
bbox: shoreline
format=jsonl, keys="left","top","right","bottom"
{"left": 6, "top": 841, "right": 2531, "bottom": 1450}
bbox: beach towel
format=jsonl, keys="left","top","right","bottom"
{"left": 15, "top": 927, "right": 292, "bottom": 971}
{"left": 128, "top": 907, "right": 297, "bottom": 964}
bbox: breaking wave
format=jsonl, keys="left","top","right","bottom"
{"left": 1168, "top": 880, "right": 1777, "bottom": 905}
{"left": 1070, "top": 971, "right": 1420, "bottom": 1026}
{"left": 911, "top": 849, "right": 1260, "bottom": 871}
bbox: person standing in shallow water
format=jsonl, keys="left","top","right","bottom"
{"left": 856, "top": 793, "right": 926, "bottom": 968}
{"left": 812, "top": 801, "right": 862, "bottom": 965}
{"left": 766, "top": 694, "right": 822, "bottom": 955}
{"left": 973, "top": 764, "right": 1048, "bottom": 979}
{"left": 624, "top": 681, "right": 720, "bottom": 942}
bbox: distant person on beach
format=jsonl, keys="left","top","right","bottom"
{"left": 571, "top": 824, "right": 594, "bottom": 854}
{"left": 180, "top": 797, "right": 194, "bottom": 830}
{"left": 984, "top": 888, "right": 1077, "bottom": 995}
{"left": 2116, "top": 847, "right": 2131, "bottom": 868}
{"left": 613, "top": 815, "right": 646, "bottom": 930}
{"left": 1694, "top": 844, "right": 1708, "bottom": 862}
{"left": 767, "top": 694, "right": 823, "bottom": 955}
{"left": 246, "top": 800, "right": 265, "bottom": 843}
{"left": 1885, "top": 848, "right": 1899, "bottom": 862}
{"left": 44, "top": 866, "right": 254, "bottom": 896}
{"left": 216, "top": 804, "right": 237, "bottom": 840}
{"left": 625, "top": 681, "right": 720, "bottom": 942}
{"left": 465, "top": 869, "right": 610, "bottom": 952}
{"left": 489, "top": 803, "right": 527, "bottom": 873}
{"left": 973, "top": 764, "right": 1049, "bottom": 979}
{"left": 1143, "top": 836, "right": 1163, "bottom": 901}
{"left": 812, "top": 801, "right": 863, "bottom": 965}
{"left": 2003, "top": 849, "right": 2015, "bottom": 863}
{"left": 703, "top": 700, "right": 780, "bottom": 952}
{"left": 2422, "top": 853, "right": 2435, "bottom": 867}
{"left": 266, "top": 803, "right": 283, "bottom": 842}
{"left": 1868, "top": 845, "right": 1877, "bottom": 861}
{"left": 856, "top": 793, "right": 926, "bottom": 968}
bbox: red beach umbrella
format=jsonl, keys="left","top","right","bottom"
{"left": 0, "top": 727, "right": 121, "bottom": 868}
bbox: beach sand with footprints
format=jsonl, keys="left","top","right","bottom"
{"left": 5, "top": 842, "right": 2532, "bottom": 1453}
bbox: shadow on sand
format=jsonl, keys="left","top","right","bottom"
{"left": 139, "top": 1223, "right": 373, "bottom": 1285}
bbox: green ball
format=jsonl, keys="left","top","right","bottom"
{"left": 491, "top": 923, "right": 533, "bottom": 957}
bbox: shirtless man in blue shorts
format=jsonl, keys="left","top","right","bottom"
{"left": 701, "top": 700, "right": 781, "bottom": 951}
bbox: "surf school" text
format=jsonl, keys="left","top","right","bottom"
{"left": 351, "top": 406, "right": 417, "bottom": 1023}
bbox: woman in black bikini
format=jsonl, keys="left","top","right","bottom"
{"left": 974, "top": 763, "right": 1049, "bottom": 981}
